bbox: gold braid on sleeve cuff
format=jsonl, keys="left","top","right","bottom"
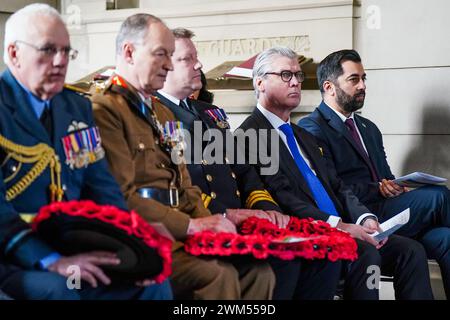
{"left": 201, "top": 193, "right": 212, "bottom": 209}
{"left": 245, "top": 189, "right": 278, "bottom": 209}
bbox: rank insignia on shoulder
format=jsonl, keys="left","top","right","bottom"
{"left": 61, "top": 125, "right": 105, "bottom": 169}
{"left": 64, "top": 83, "right": 91, "bottom": 96}
{"left": 205, "top": 108, "right": 230, "bottom": 129}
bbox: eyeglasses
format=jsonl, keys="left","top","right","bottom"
{"left": 265, "top": 70, "right": 305, "bottom": 83}
{"left": 15, "top": 40, "right": 78, "bottom": 60}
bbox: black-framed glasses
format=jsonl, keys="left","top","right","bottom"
{"left": 265, "top": 70, "right": 305, "bottom": 83}
{"left": 15, "top": 40, "right": 78, "bottom": 60}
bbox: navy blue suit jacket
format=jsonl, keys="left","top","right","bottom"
{"left": 0, "top": 69, "right": 126, "bottom": 269}
{"left": 238, "top": 107, "right": 370, "bottom": 223}
{"left": 298, "top": 102, "right": 394, "bottom": 206}
{"left": 155, "top": 93, "right": 280, "bottom": 214}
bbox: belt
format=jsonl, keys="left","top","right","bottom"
{"left": 137, "top": 187, "right": 179, "bottom": 208}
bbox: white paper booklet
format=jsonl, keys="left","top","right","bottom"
{"left": 393, "top": 172, "right": 447, "bottom": 188}
{"left": 371, "top": 208, "right": 410, "bottom": 242}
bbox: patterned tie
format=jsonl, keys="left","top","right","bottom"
{"left": 344, "top": 118, "right": 379, "bottom": 182}
{"left": 278, "top": 123, "right": 339, "bottom": 216}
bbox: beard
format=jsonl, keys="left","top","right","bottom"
{"left": 335, "top": 85, "right": 365, "bottom": 113}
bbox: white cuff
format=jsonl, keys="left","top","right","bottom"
{"left": 326, "top": 215, "right": 341, "bottom": 228}
{"left": 356, "top": 213, "right": 378, "bottom": 226}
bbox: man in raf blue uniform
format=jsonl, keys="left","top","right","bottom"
{"left": 156, "top": 28, "right": 343, "bottom": 300}
{"left": 0, "top": 4, "right": 171, "bottom": 300}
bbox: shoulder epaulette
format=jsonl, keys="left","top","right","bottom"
{"left": 64, "top": 83, "right": 91, "bottom": 96}
{"left": 245, "top": 189, "right": 278, "bottom": 209}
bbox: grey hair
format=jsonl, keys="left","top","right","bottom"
{"left": 3, "top": 3, "right": 63, "bottom": 65}
{"left": 115, "top": 13, "right": 164, "bottom": 55}
{"left": 252, "top": 46, "right": 298, "bottom": 98}
{"left": 171, "top": 27, "right": 195, "bottom": 39}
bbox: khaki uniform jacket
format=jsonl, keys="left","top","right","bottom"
{"left": 91, "top": 76, "right": 211, "bottom": 250}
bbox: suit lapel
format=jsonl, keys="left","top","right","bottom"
{"left": 51, "top": 94, "right": 74, "bottom": 155}
{"left": 155, "top": 93, "right": 198, "bottom": 132}
{"left": 292, "top": 125, "right": 334, "bottom": 197}
{"left": 353, "top": 115, "right": 381, "bottom": 176}
{"left": 1, "top": 70, "right": 50, "bottom": 143}
{"left": 251, "top": 108, "right": 316, "bottom": 202}
{"left": 318, "top": 102, "right": 375, "bottom": 171}
{"left": 190, "top": 99, "right": 215, "bottom": 130}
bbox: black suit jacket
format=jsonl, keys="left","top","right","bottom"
{"left": 154, "top": 93, "right": 280, "bottom": 214}
{"left": 298, "top": 102, "right": 394, "bottom": 205}
{"left": 237, "top": 107, "right": 370, "bottom": 223}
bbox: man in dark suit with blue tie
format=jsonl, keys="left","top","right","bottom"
{"left": 238, "top": 46, "right": 434, "bottom": 299}
{"left": 298, "top": 49, "right": 450, "bottom": 298}
{"left": 0, "top": 4, "right": 171, "bottom": 299}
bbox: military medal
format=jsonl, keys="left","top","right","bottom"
{"left": 162, "top": 121, "right": 185, "bottom": 162}
{"left": 205, "top": 108, "right": 230, "bottom": 129}
{"left": 62, "top": 125, "right": 105, "bottom": 169}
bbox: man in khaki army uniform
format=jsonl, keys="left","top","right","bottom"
{"left": 91, "top": 13, "right": 274, "bottom": 299}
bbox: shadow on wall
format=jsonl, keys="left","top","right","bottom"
{"left": 401, "top": 104, "right": 450, "bottom": 185}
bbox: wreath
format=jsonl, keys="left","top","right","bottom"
{"left": 185, "top": 216, "right": 357, "bottom": 262}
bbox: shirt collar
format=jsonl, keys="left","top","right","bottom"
{"left": 256, "top": 102, "right": 291, "bottom": 129}
{"left": 158, "top": 90, "right": 189, "bottom": 107}
{"left": 323, "top": 102, "right": 355, "bottom": 122}
{"left": 16, "top": 79, "right": 50, "bottom": 118}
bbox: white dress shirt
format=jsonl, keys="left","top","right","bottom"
{"left": 158, "top": 90, "right": 189, "bottom": 109}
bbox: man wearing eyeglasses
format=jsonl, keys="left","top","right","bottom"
{"left": 0, "top": 4, "right": 172, "bottom": 299}
{"left": 237, "top": 46, "right": 434, "bottom": 299}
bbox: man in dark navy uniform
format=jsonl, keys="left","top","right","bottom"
{"left": 0, "top": 4, "right": 171, "bottom": 300}
{"left": 156, "top": 28, "right": 343, "bottom": 300}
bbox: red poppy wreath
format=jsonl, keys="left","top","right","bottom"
{"left": 32, "top": 200, "right": 172, "bottom": 283}
{"left": 185, "top": 216, "right": 358, "bottom": 262}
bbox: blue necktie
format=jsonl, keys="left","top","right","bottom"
{"left": 278, "top": 123, "right": 339, "bottom": 216}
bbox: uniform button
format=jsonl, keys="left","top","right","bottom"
{"left": 202, "top": 159, "right": 208, "bottom": 165}
{"left": 62, "top": 184, "right": 67, "bottom": 191}
{"left": 11, "top": 165, "right": 17, "bottom": 172}
{"left": 210, "top": 192, "right": 217, "bottom": 199}
{"left": 138, "top": 143, "right": 145, "bottom": 151}
{"left": 206, "top": 174, "right": 213, "bottom": 182}
{"left": 236, "top": 190, "right": 240, "bottom": 197}
{"left": 231, "top": 172, "right": 236, "bottom": 179}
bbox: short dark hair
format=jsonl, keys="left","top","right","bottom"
{"left": 317, "top": 49, "right": 362, "bottom": 93}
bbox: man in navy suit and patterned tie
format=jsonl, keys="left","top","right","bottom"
{"left": 298, "top": 49, "right": 450, "bottom": 298}
{"left": 238, "top": 46, "right": 434, "bottom": 299}
{"left": 0, "top": 4, "right": 171, "bottom": 299}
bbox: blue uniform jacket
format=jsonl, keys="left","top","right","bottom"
{"left": 0, "top": 69, "right": 126, "bottom": 269}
